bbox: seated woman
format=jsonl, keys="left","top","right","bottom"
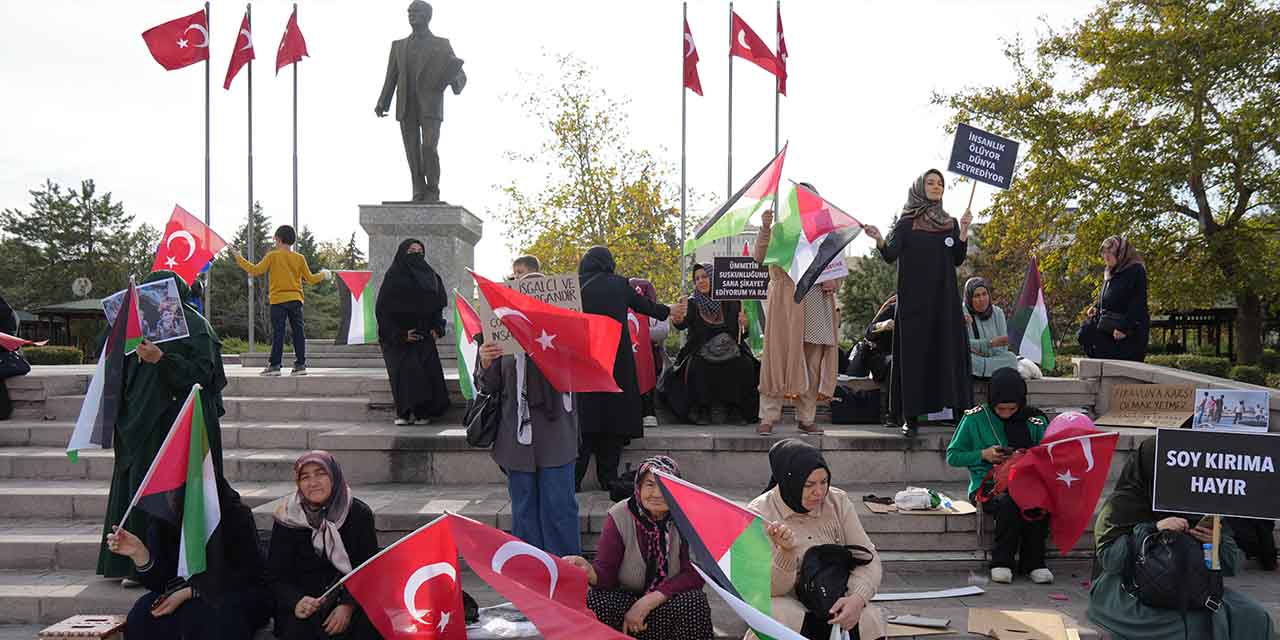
{"left": 860, "top": 294, "right": 896, "bottom": 383}
{"left": 564, "top": 456, "right": 714, "bottom": 640}
{"left": 1077, "top": 236, "right": 1149, "bottom": 362}
{"left": 964, "top": 278, "right": 1018, "bottom": 379}
{"left": 1088, "top": 437, "right": 1273, "bottom": 639}
{"left": 748, "top": 439, "right": 885, "bottom": 640}
{"left": 663, "top": 264, "right": 758, "bottom": 425}
{"left": 945, "top": 368, "right": 1052, "bottom": 585}
{"left": 105, "top": 480, "right": 272, "bottom": 639}
{"left": 267, "top": 452, "right": 382, "bottom": 640}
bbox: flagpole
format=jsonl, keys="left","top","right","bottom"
{"left": 117, "top": 384, "right": 203, "bottom": 531}
{"left": 204, "top": 1, "right": 212, "bottom": 314}
{"left": 291, "top": 3, "right": 299, "bottom": 231}
{"left": 772, "top": 0, "right": 780, "bottom": 226}
{"left": 247, "top": 3, "right": 256, "bottom": 354}
{"left": 680, "top": 2, "right": 689, "bottom": 293}
{"left": 726, "top": 1, "right": 734, "bottom": 200}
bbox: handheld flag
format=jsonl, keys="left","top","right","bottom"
{"left": 729, "top": 12, "right": 780, "bottom": 77}
{"left": 152, "top": 205, "right": 228, "bottom": 286}
{"left": 66, "top": 280, "right": 140, "bottom": 461}
{"left": 141, "top": 9, "right": 210, "bottom": 71}
{"left": 276, "top": 7, "right": 309, "bottom": 73}
{"left": 764, "top": 183, "right": 863, "bottom": 302}
{"left": 0, "top": 333, "right": 46, "bottom": 351}
{"left": 223, "top": 10, "right": 254, "bottom": 89}
{"left": 684, "top": 18, "right": 703, "bottom": 96}
{"left": 1009, "top": 257, "right": 1056, "bottom": 370}
{"left": 684, "top": 145, "right": 787, "bottom": 255}
{"left": 335, "top": 271, "right": 377, "bottom": 345}
{"left": 629, "top": 310, "right": 656, "bottom": 395}
{"left": 741, "top": 243, "right": 766, "bottom": 354}
{"left": 454, "top": 292, "right": 482, "bottom": 400}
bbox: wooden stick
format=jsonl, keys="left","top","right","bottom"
{"left": 966, "top": 180, "right": 978, "bottom": 212}
{"left": 1211, "top": 515, "right": 1222, "bottom": 570}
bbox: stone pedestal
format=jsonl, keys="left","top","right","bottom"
{"left": 359, "top": 203, "right": 483, "bottom": 339}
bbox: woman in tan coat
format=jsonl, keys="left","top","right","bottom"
{"left": 754, "top": 204, "right": 842, "bottom": 436}
{"left": 747, "top": 439, "right": 886, "bottom": 639}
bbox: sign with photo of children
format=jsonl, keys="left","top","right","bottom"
{"left": 101, "top": 279, "right": 191, "bottom": 346}
{"left": 1192, "top": 389, "right": 1270, "bottom": 433}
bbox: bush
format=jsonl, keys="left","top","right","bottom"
{"left": 1228, "top": 365, "right": 1267, "bottom": 386}
{"left": 21, "top": 346, "right": 84, "bottom": 365}
{"left": 1260, "top": 350, "right": 1280, "bottom": 374}
{"left": 220, "top": 338, "right": 289, "bottom": 354}
{"left": 1146, "top": 354, "right": 1232, "bottom": 379}
{"left": 1267, "top": 373, "right": 1280, "bottom": 390}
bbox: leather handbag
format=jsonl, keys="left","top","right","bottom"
{"left": 1124, "top": 530, "right": 1223, "bottom": 612}
{"left": 698, "top": 332, "right": 740, "bottom": 363}
{"left": 796, "top": 544, "right": 874, "bottom": 640}
{"left": 0, "top": 349, "right": 30, "bottom": 380}
{"left": 463, "top": 389, "right": 502, "bottom": 449}
{"left": 1097, "top": 310, "right": 1127, "bottom": 334}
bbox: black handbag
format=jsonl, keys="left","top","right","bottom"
{"left": 1097, "top": 310, "right": 1127, "bottom": 334}
{"left": 1124, "top": 530, "right": 1224, "bottom": 612}
{"left": 795, "top": 544, "right": 873, "bottom": 640}
{"left": 463, "top": 389, "right": 501, "bottom": 449}
{"left": 831, "top": 387, "right": 880, "bottom": 425}
{"left": 847, "top": 341, "right": 873, "bottom": 378}
{"left": 698, "top": 332, "right": 740, "bottom": 363}
{"left": 0, "top": 349, "right": 30, "bottom": 380}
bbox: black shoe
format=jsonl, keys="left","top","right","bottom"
{"left": 694, "top": 408, "right": 711, "bottom": 426}
{"left": 901, "top": 421, "right": 919, "bottom": 438}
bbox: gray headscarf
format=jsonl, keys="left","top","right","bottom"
{"left": 964, "top": 277, "right": 994, "bottom": 321}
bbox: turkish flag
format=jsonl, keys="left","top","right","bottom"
{"left": 1008, "top": 413, "right": 1120, "bottom": 554}
{"left": 141, "top": 9, "right": 210, "bottom": 71}
{"left": 152, "top": 205, "right": 227, "bottom": 286}
{"left": 629, "top": 310, "right": 656, "bottom": 395}
{"left": 223, "top": 11, "right": 254, "bottom": 90}
{"left": 447, "top": 514, "right": 630, "bottom": 640}
{"left": 276, "top": 7, "right": 309, "bottom": 73}
{"left": 343, "top": 518, "right": 465, "bottom": 640}
{"left": 683, "top": 18, "right": 703, "bottom": 96}
{"left": 729, "top": 12, "right": 779, "bottom": 77}
{"left": 472, "top": 273, "right": 622, "bottom": 393}
{"left": 0, "top": 332, "right": 46, "bottom": 352}
{"left": 776, "top": 5, "right": 788, "bottom": 95}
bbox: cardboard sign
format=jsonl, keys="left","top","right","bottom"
{"left": 1192, "top": 388, "right": 1270, "bottom": 433}
{"left": 967, "top": 609, "right": 1068, "bottom": 640}
{"left": 712, "top": 256, "right": 770, "bottom": 300}
{"left": 948, "top": 123, "right": 1021, "bottom": 189}
{"left": 476, "top": 273, "right": 582, "bottom": 355}
{"left": 1095, "top": 384, "right": 1195, "bottom": 429}
{"left": 1153, "top": 427, "right": 1280, "bottom": 520}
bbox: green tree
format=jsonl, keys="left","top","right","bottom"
{"left": 208, "top": 203, "right": 273, "bottom": 340}
{"left": 936, "top": 0, "right": 1280, "bottom": 364}
{"left": 838, "top": 254, "right": 897, "bottom": 343}
{"left": 499, "top": 55, "right": 685, "bottom": 302}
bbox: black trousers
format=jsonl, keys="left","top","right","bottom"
{"left": 576, "top": 433, "right": 625, "bottom": 492}
{"left": 984, "top": 493, "right": 1048, "bottom": 572}
{"left": 127, "top": 590, "right": 270, "bottom": 640}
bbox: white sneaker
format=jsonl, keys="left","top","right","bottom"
{"left": 1030, "top": 568, "right": 1054, "bottom": 584}
{"left": 990, "top": 567, "right": 1013, "bottom": 584}
{"left": 121, "top": 578, "right": 142, "bottom": 588}
{"left": 394, "top": 418, "right": 411, "bottom": 426}
{"left": 642, "top": 416, "right": 658, "bottom": 428}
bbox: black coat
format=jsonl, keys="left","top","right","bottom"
{"left": 879, "top": 218, "right": 973, "bottom": 418}
{"left": 578, "top": 249, "right": 670, "bottom": 438}
{"left": 265, "top": 498, "right": 379, "bottom": 618}
{"left": 1078, "top": 264, "right": 1149, "bottom": 362}
{"left": 0, "top": 294, "right": 15, "bottom": 334}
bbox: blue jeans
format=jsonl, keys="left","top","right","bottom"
{"left": 507, "top": 461, "right": 581, "bottom": 556}
{"left": 270, "top": 301, "right": 306, "bottom": 368}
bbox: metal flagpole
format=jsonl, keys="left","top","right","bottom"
{"left": 247, "top": 3, "right": 256, "bottom": 353}
{"left": 291, "top": 3, "right": 299, "bottom": 231}
{"left": 726, "top": 1, "right": 734, "bottom": 199}
{"left": 680, "top": 2, "right": 689, "bottom": 293}
{"left": 774, "top": 0, "right": 780, "bottom": 155}
{"left": 204, "top": 1, "right": 212, "bottom": 314}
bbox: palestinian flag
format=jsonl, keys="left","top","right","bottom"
{"left": 67, "top": 279, "right": 141, "bottom": 461}
{"left": 1009, "top": 257, "right": 1055, "bottom": 370}
{"left": 454, "top": 291, "right": 482, "bottom": 400}
{"left": 654, "top": 471, "right": 805, "bottom": 640}
{"left": 683, "top": 145, "right": 787, "bottom": 255}
{"left": 764, "top": 182, "right": 863, "bottom": 303}
{"left": 741, "top": 242, "right": 766, "bottom": 354}
{"left": 125, "top": 384, "right": 222, "bottom": 580}
{"left": 336, "top": 271, "right": 377, "bottom": 345}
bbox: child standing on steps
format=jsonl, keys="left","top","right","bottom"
{"left": 233, "top": 225, "right": 330, "bottom": 376}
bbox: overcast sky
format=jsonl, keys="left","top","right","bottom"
{"left": 0, "top": 0, "right": 1090, "bottom": 282}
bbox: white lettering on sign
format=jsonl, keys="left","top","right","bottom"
{"left": 1190, "top": 476, "right": 1248, "bottom": 496}
{"left": 1204, "top": 453, "right": 1275, "bottom": 473}
{"left": 1166, "top": 450, "right": 1203, "bottom": 468}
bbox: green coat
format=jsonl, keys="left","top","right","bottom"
{"left": 97, "top": 273, "right": 227, "bottom": 578}
{"left": 1087, "top": 518, "right": 1273, "bottom": 639}
{"left": 968, "top": 304, "right": 1019, "bottom": 378}
{"left": 945, "top": 404, "right": 1048, "bottom": 497}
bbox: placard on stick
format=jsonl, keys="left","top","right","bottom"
{"left": 949, "top": 123, "right": 1020, "bottom": 189}
{"left": 1153, "top": 427, "right": 1280, "bottom": 520}
{"left": 1095, "top": 384, "right": 1195, "bottom": 429}
{"left": 712, "top": 256, "right": 769, "bottom": 300}
{"left": 476, "top": 273, "right": 582, "bottom": 355}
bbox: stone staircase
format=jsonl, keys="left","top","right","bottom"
{"left": 237, "top": 339, "right": 458, "bottom": 370}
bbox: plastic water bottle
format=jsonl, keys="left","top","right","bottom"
{"left": 1203, "top": 543, "right": 1213, "bottom": 569}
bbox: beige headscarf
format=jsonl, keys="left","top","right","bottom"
{"left": 899, "top": 169, "right": 956, "bottom": 234}
{"left": 273, "top": 451, "right": 354, "bottom": 574}
{"left": 1101, "top": 236, "right": 1144, "bottom": 281}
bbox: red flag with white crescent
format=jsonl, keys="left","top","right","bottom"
{"left": 152, "top": 205, "right": 228, "bottom": 286}
{"left": 683, "top": 18, "right": 703, "bottom": 96}
{"left": 342, "top": 518, "right": 465, "bottom": 640}
{"left": 223, "top": 10, "right": 254, "bottom": 90}
{"left": 141, "top": 9, "right": 210, "bottom": 71}
{"left": 776, "top": 5, "right": 788, "bottom": 95}
{"left": 276, "top": 7, "right": 309, "bottom": 73}
{"left": 729, "top": 12, "right": 779, "bottom": 77}
{"left": 629, "top": 310, "right": 656, "bottom": 395}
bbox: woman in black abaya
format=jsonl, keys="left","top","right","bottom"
{"left": 864, "top": 170, "right": 973, "bottom": 438}
{"left": 376, "top": 239, "right": 450, "bottom": 425}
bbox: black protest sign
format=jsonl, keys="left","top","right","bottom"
{"left": 712, "top": 257, "right": 769, "bottom": 300}
{"left": 948, "top": 123, "right": 1020, "bottom": 189}
{"left": 1153, "top": 428, "right": 1280, "bottom": 520}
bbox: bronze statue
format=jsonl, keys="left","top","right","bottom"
{"left": 375, "top": 1, "right": 466, "bottom": 203}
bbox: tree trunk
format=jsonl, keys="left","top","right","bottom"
{"left": 1236, "top": 290, "right": 1262, "bottom": 365}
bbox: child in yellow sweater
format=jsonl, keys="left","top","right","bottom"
{"left": 233, "top": 225, "right": 330, "bottom": 376}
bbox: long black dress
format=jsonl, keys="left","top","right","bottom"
{"left": 663, "top": 301, "right": 759, "bottom": 422}
{"left": 576, "top": 247, "right": 670, "bottom": 491}
{"left": 376, "top": 239, "right": 450, "bottom": 421}
{"left": 0, "top": 292, "right": 16, "bottom": 421}
{"left": 1077, "top": 264, "right": 1149, "bottom": 362}
{"left": 879, "top": 217, "right": 973, "bottom": 419}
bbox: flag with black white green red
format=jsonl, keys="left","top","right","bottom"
{"left": 454, "top": 291, "right": 482, "bottom": 400}
{"left": 1009, "top": 256, "right": 1056, "bottom": 370}
{"left": 653, "top": 470, "right": 805, "bottom": 640}
{"left": 336, "top": 271, "right": 378, "bottom": 345}
{"left": 683, "top": 145, "right": 787, "bottom": 255}
{"left": 67, "top": 279, "right": 141, "bottom": 461}
{"left": 741, "top": 242, "right": 765, "bottom": 354}
{"left": 764, "top": 182, "right": 863, "bottom": 303}
{"left": 123, "top": 384, "right": 222, "bottom": 581}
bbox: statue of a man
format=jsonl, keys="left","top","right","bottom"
{"left": 375, "top": 1, "right": 466, "bottom": 203}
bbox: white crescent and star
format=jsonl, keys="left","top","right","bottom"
{"left": 403, "top": 562, "right": 457, "bottom": 626}
{"left": 737, "top": 29, "right": 751, "bottom": 51}
{"left": 494, "top": 307, "right": 532, "bottom": 326}
{"left": 240, "top": 28, "right": 254, "bottom": 51}
{"left": 535, "top": 329, "right": 557, "bottom": 351}
{"left": 1056, "top": 469, "right": 1079, "bottom": 487}
{"left": 492, "top": 540, "right": 559, "bottom": 599}
{"left": 166, "top": 230, "right": 197, "bottom": 262}
{"left": 628, "top": 313, "right": 641, "bottom": 353}
{"left": 685, "top": 33, "right": 696, "bottom": 58}
{"left": 185, "top": 23, "right": 210, "bottom": 48}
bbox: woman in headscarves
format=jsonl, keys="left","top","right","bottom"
{"left": 963, "top": 278, "right": 1019, "bottom": 379}
{"left": 747, "top": 439, "right": 886, "bottom": 640}
{"left": 1077, "top": 236, "right": 1149, "bottom": 362}
{"left": 629, "top": 278, "right": 670, "bottom": 428}
{"left": 946, "top": 367, "right": 1051, "bottom": 585}
{"left": 98, "top": 270, "right": 229, "bottom": 581}
{"left": 106, "top": 480, "right": 272, "bottom": 639}
{"left": 564, "top": 456, "right": 714, "bottom": 640}
{"left": 376, "top": 239, "right": 450, "bottom": 425}
{"left": 753, "top": 183, "right": 843, "bottom": 437}
{"left": 0, "top": 290, "right": 19, "bottom": 421}
{"left": 266, "top": 451, "right": 381, "bottom": 640}
{"left": 663, "top": 264, "right": 758, "bottom": 426}
{"left": 576, "top": 247, "right": 674, "bottom": 492}
{"left": 1087, "top": 438, "right": 1272, "bottom": 639}
{"left": 863, "top": 170, "right": 973, "bottom": 438}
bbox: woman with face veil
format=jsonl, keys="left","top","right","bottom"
{"left": 863, "top": 170, "right": 973, "bottom": 437}
{"left": 376, "top": 239, "right": 450, "bottom": 425}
